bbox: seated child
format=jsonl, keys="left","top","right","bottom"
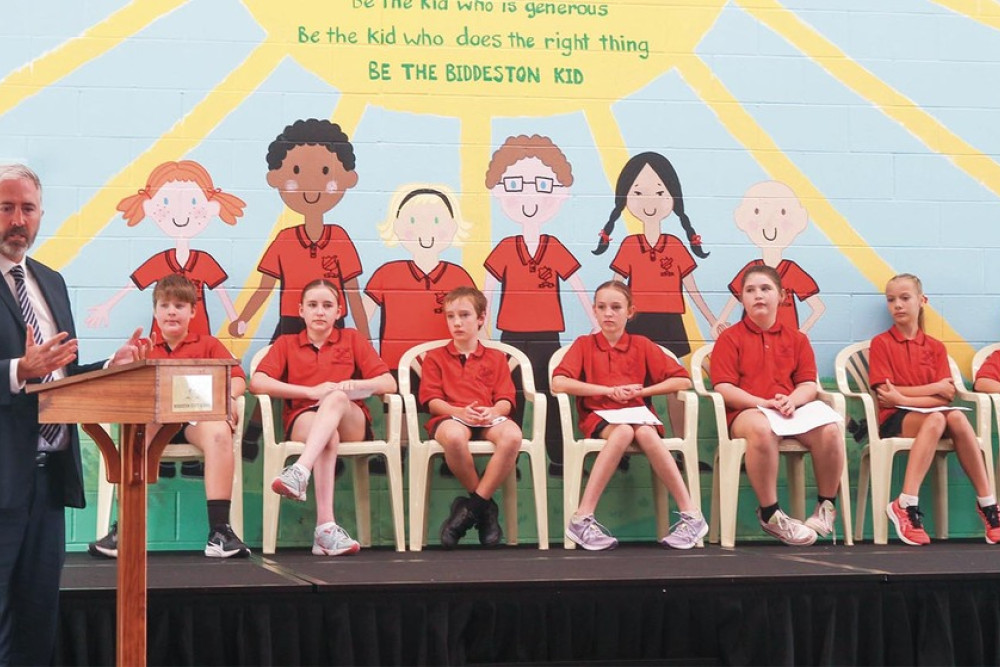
{"left": 418, "top": 286, "right": 522, "bottom": 548}
{"left": 711, "top": 265, "right": 843, "bottom": 546}
{"left": 89, "top": 274, "right": 250, "bottom": 559}
{"left": 874, "top": 273, "right": 1000, "bottom": 545}
{"left": 552, "top": 281, "right": 707, "bottom": 551}
{"left": 251, "top": 279, "right": 396, "bottom": 556}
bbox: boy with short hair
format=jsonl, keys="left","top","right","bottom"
{"left": 418, "top": 286, "right": 522, "bottom": 548}
{"left": 90, "top": 274, "right": 250, "bottom": 558}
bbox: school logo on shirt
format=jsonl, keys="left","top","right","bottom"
{"left": 434, "top": 291, "right": 446, "bottom": 314}
{"left": 329, "top": 347, "right": 353, "bottom": 364}
{"left": 537, "top": 265, "right": 555, "bottom": 288}
{"left": 778, "top": 343, "right": 794, "bottom": 358}
{"left": 475, "top": 365, "right": 496, "bottom": 386}
{"left": 321, "top": 255, "right": 342, "bottom": 280}
{"left": 920, "top": 347, "right": 938, "bottom": 368}
{"left": 659, "top": 257, "right": 675, "bottom": 277}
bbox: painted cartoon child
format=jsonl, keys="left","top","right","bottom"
{"left": 712, "top": 181, "right": 825, "bottom": 337}
{"left": 593, "top": 152, "right": 716, "bottom": 358}
{"left": 483, "top": 134, "right": 598, "bottom": 472}
{"left": 87, "top": 160, "right": 246, "bottom": 340}
{"left": 362, "top": 185, "right": 475, "bottom": 371}
{"left": 229, "top": 118, "right": 369, "bottom": 341}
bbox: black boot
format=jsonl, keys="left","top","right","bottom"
{"left": 439, "top": 496, "right": 477, "bottom": 549}
{"left": 477, "top": 498, "right": 503, "bottom": 547}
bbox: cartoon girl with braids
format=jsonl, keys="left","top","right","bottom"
{"left": 87, "top": 160, "right": 246, "bottom": 340}
{"left": 594, "top": 152, "right": 718, "bottom": 358}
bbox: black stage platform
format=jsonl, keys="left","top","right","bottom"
{"left": 57, "top": 542, "right": 1000, "bottom": 666}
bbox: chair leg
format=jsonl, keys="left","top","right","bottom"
{"left": 408, "top": 448, "right": 431, "bottom": 551}
{"left": 855, "top": 449, "right": 869, "bottom": 543}
{"left": 869, "top": 448, "right": 892, "bottom": 545}
{"left": 719, "top": 446, "right": 743, "bottom": 549}
{"left": 932, "top": 453, "right": 949, "bottom": 540}
{"left": 529, "top": 450, "right": 549, "bottom": 550}
{"left": 384, "top": 451, "right": 406, "bottom": 552}
{"left": 681, "top": 445, "right": 704, "bottom": 547}
{"left": 352, "top": 457, "right": 372, "bottom": 547}
{"left": 838, "top": 449, "right": 854, "bottom": 546}
{"left": 261, "top": 447, "right": 284, "bottom": 555}
{"left": 562, "top": 446, "right": 585, "bottom": 549}
{"left": 708, "top": 449, "right": 721, "bottom": 545}
{"left": 502, "top": 466, "right": 518, "bottom": 546}
{"left": 786, "top": 453, "right": 806, "bottom": 520}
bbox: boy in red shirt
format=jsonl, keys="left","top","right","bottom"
{"left": 89, "top": 274, "right": 250, "bottom": 559}
{"left": 419, "top": 286, "right": 522, "bottom": 548}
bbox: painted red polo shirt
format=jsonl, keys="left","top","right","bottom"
{"left": 727, "top": 259, "right": 819, "bottom": 331}
{"left": 553, "top": 332, "right": 689, "bottom": 437}
{"left": 610, "top": 234, "right": 696, "bottom": 313}
{"left": 711, "top": 316, "right": 817, "bottom": 427}
{"left": 975, "top": 350, "right": 1000, "bottom": 385}
{"left": 148, "top": 331, "right": 246, "bottom": 380}
{"left": 257, "top": 224, "right": 363, "bottom": 318}
{"left": 484, "top": 234, "right": 581, "bottom": 333}
{"left": 255, "top": 328, "right": 389, "bottom": 431}
{"left": 868, "top": 327, "right": 951, "bottom": 425}
{"left": 131, "top": 249, "right": 228, "bottom": 337}
{"left": 419, "top": 341, "right": 517, "bottom": 435}
{"left": 364, "top": 260, "right": 475, "bottom": 368}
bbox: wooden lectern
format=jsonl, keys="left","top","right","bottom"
{"left": 29, "top": 359, "right": 236, "bottom": 667}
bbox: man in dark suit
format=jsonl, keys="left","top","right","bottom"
{"left": 0, "top": 164, "right": 145, "bottom": 665}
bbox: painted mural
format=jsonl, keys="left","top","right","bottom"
{"left": 4, "top": 0, "right": 1000, "bottom": 547}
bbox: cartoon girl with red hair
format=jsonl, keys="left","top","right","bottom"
{"left": 87, "top": 160, "right": 246, "bottom": 339}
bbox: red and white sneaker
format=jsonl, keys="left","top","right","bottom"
{"left": 886, "top": 500, "right": 930, "bottom": 546}
{"left": 977, "top": 504, "right": 1000, "bottom": 544}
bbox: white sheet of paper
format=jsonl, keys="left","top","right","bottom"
{"left": 757, "top": 400, "right": 842, "bottom": 437}
{"left": 898, "top": 405, "right": 971, "bottom": 413}
{"left": 451, "top": 415, "right": 508, "bottom": 428}
{"left": 594, "top": 405, "right": 663, "bottom": 426}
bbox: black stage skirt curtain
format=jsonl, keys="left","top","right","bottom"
{"left": 55, "top": 580, "right": 1000, "bottom": 666}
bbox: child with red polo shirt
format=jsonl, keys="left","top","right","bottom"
{"left": 711, "top": 265, "right": 843, "bottom": 546}
{"left": 250, "top": 279, "right": 396, "bottom": 556}
{"left": 873, "top": 273, "right": 1000, "bottom": 545}
{"left": 552, "top": 281, "right": 707, "bottom": 551}
{"left": 88, "top": 274, "right": 250, "bottom": 559}
{"left": 419, "top": 286, "right": 522, "bottom": 548}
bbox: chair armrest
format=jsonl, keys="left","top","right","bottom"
{"left": 674, "top": 390, "right": 699, "bottom": 445}
{"left": 252, "top": 391, "right": 280, "bottom": 446}
{"left": 400, "top": 391, "right": 423, "bottom": 446}
{"left": 522, "top": 390, "right": 547, "bottom": 445}
{"left": 815, "top": 385, "right": 846, "bottom": 423}
{"left": 551, "top": 391, "right": 578, "bottom": 448}
{"left": 382, "top": 393, "right": 402, "bottom": 447}
{"left": 693, "top": 387, "right": 731, "bottom": 447}
{"left": 956, "top": 388, "right": 993, "bottom": 445}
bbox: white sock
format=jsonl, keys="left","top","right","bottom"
{"left": 899, "top": 493, "right": 919, "bottom": 508}
{"left": 293, "top": 462, "right": 311, "bottom": 481}
{"left": 978, "top": 495, "right": 997, "bottom": 508}
{"left": 681, "top": 509, "right": 703, "bottom": 520}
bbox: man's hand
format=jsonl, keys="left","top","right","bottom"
{"left": 17, "top": 325, "right": 77, "bottom": 382}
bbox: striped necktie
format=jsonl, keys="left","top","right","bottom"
{"left": 10, "top": 265, "right": 65, "bottom": 449}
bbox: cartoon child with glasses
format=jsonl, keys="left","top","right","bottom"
{"left": 483, "top": 134, "right": 598, "bottom": 473}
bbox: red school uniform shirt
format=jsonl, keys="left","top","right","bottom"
{"left": 364, "top": 260, "right": 475, "bottom": 368}
{"left": 552, "top": 332, "right": 689, "bottom": 438}
{"left": 148, "top": 331, "right": 246, "bottom": 381}
{"left": 257, "top": 224, "right": 363, "bottom": 319}
{"left": 484, "top": 234, "right": 581, "bottom": 333}
{"left": 710, "top": 316, "right": 817, "bottom": 428}
{"left": 975, "top": 349, "right": 1000, "bottom": 385}
{"left": 727, "top": 259, "right": 819, "bottom": 331}
{"left": 255, "top": 328, "right": 389, "bottom": 432}
{"left": 131, "top": 249, "right": 228, "bottom": 338}
{"left": 868, "top": 327, "right": 951, "bottom": 425}
{"left": 610, "top": 234, "right": 696, "bottom": 314}
{"left": 418, "top": 341, "right": 517, "bottom": 435}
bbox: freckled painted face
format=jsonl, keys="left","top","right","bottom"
{"left": 393, "top": 196, "right": 458, "bottom": 256}
{"left": 491, "top": 157, "right": 569, "bottom": 227}
{"left": 625, "top": 164, "right": 674, "bottom": 227}
{"left": 142, "top": 180, "right": 220, "bottom": 239}
{"left": 733, "top": 182, "right": 808, "bottom": 251}
{"left": 266, "top": 144, "right": 358, "bottom": 217}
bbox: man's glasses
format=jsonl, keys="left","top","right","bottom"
{"left": 500, "top": 176, "right": 564, "bottom": 194}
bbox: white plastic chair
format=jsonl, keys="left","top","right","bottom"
{"left": 836, "top": 340, "right": 992, "bottom": 544}
{"left": 96, "top": 395, "right": 245, "bottom": 539}
{"left": 973, "top": 343, "right": 1000, "bottom": 499}
{"left": 250, "top": 345, "right": 406, "bottom": 554}
{"left": 399, "top": 339, "right": 549, "bottom": 551}
{"left": 548, "top": 343, "right": 703, "bottom": 549}
{"left": 691, "top": 343, "right": 854, "bottom": 548}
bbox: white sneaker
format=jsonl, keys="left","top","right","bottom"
{"left": 758, "top": 508, "right": 817, "bottom": 546}
{"left": 271, "top": 464, "right": 308, "bottom": 502}
{"left": 313, "top": 522, "right": 360, "bottom": 556}
{"left": 661, "top": 511, "right": 709, "bottom": 550}
{"left": 804, "top": 500, "right": 837, "bottom": 541}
